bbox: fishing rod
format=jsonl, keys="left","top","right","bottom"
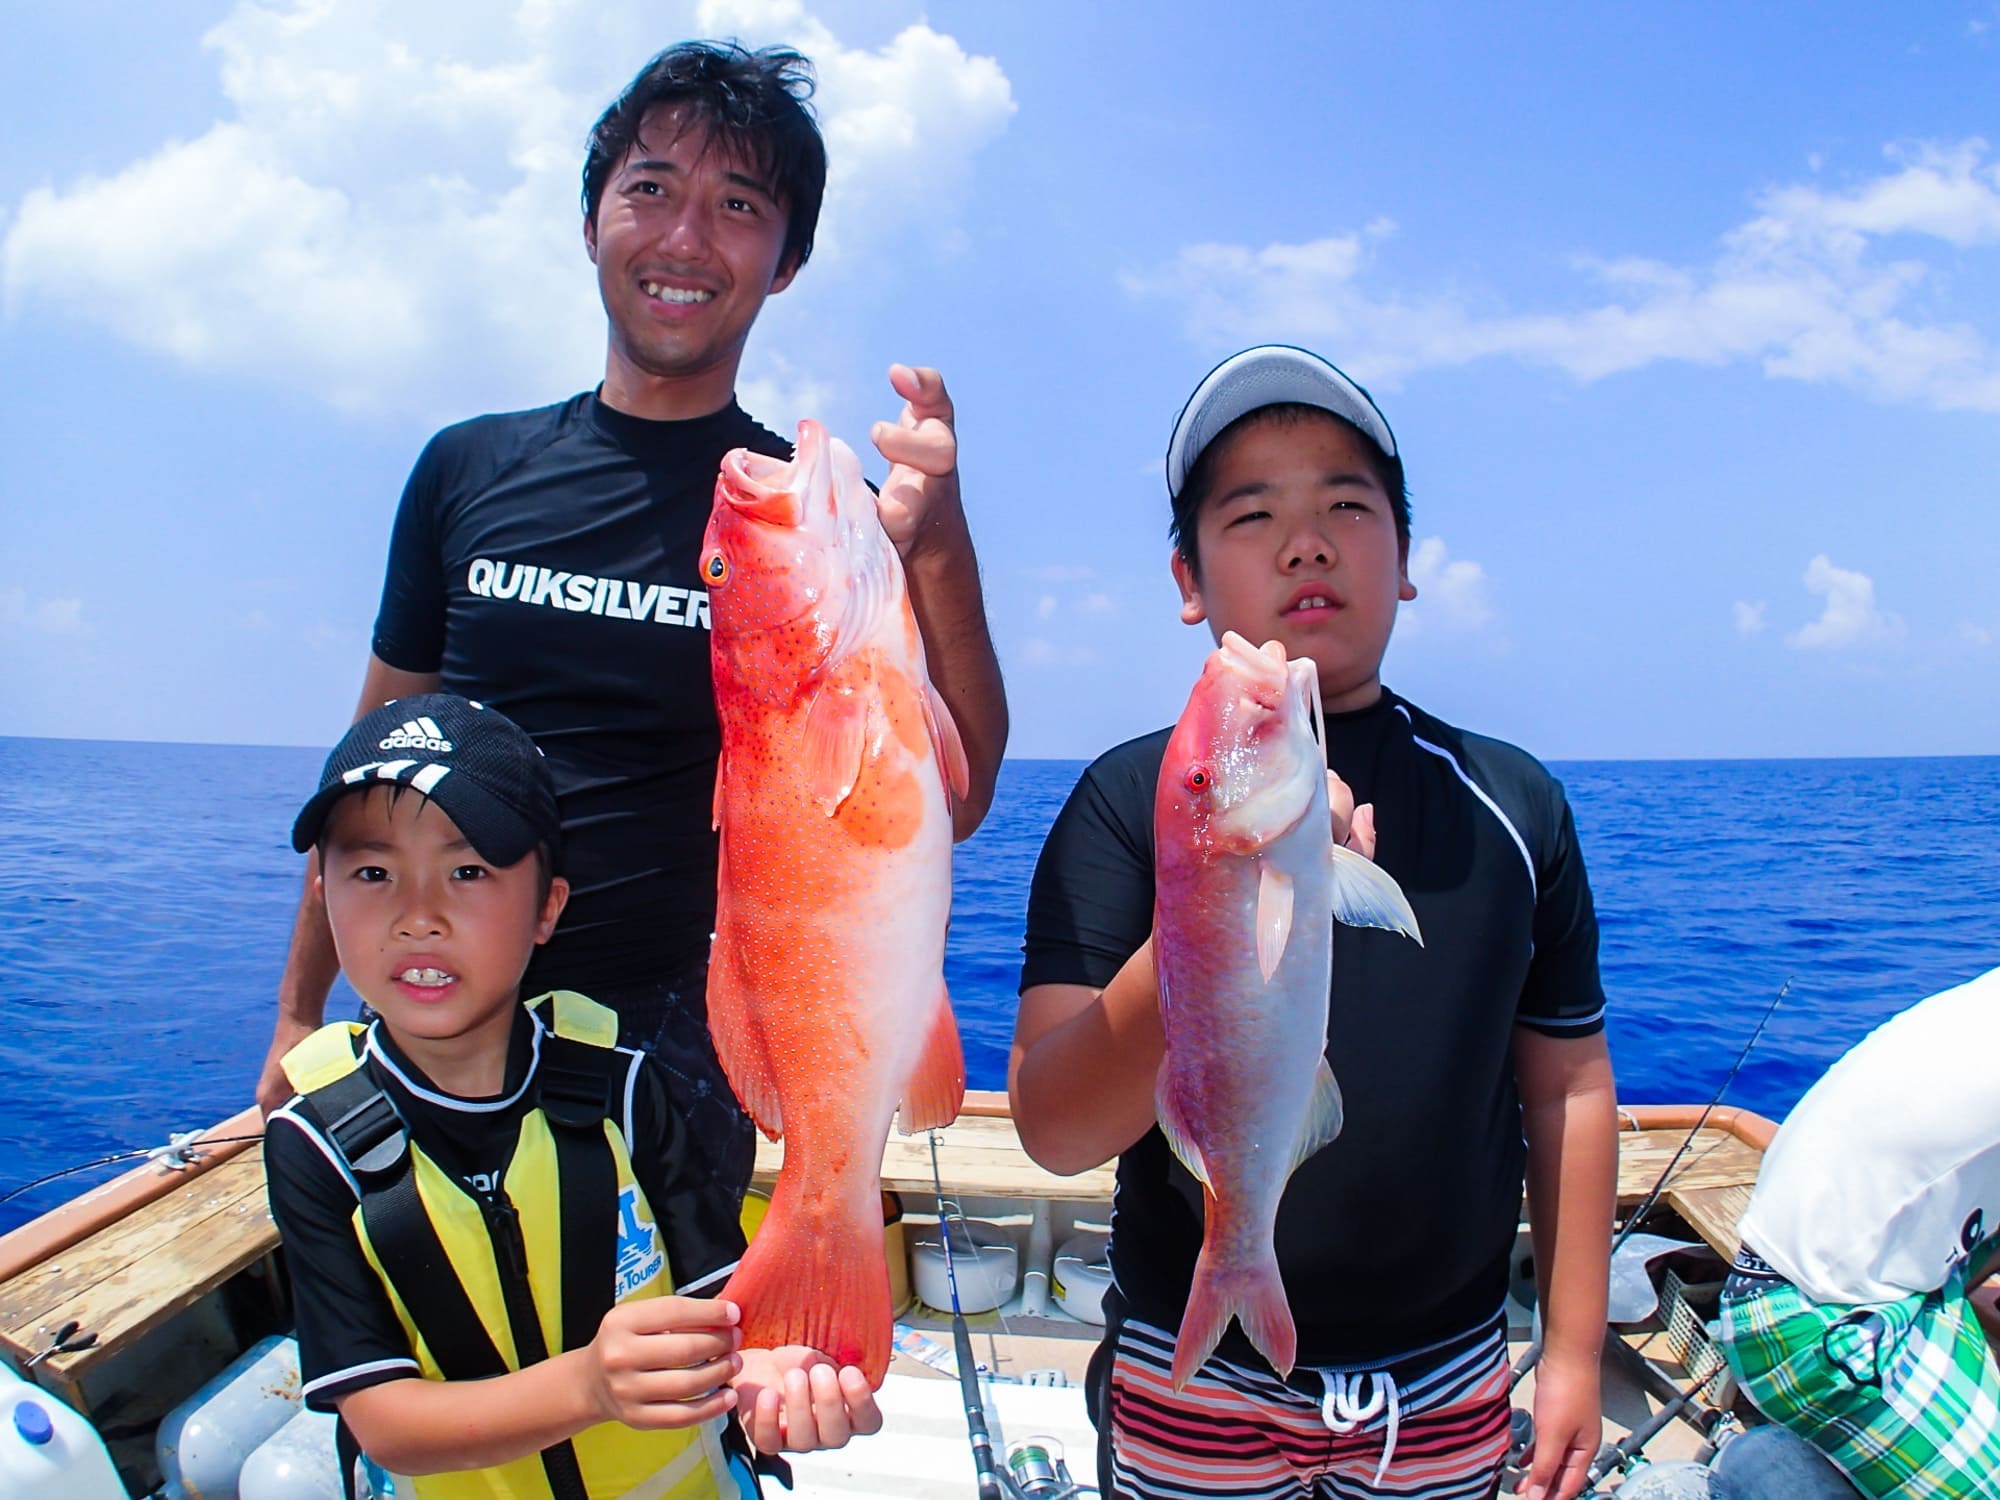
{"left": 0, "top": 1131, "right": 263, "bottom": 1206}
{"left": 929, "top": 1129, "right": 1009, "bottom": 1500}
{"left": 1509, "top": 976, "right": 1789, "bottom": 1396}
{"left": 1579, "top": 1362, "right": 1726, "bottom": 1491}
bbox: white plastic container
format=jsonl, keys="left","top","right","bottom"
{"left": 157, "top": 1333, "right": 302, "bottom": 1497}
{"left": 0, "top": 1363, "right": 126, "bottom": 1500}
{"left": 1051, "top": 1229, "right": 1112, "bottom": 1325}
{"left": 911, "top": 1219, "right": 1019, "bottom": 1314}
{"left": 239, "top": 1404, "right": 344, "bottom": 1500}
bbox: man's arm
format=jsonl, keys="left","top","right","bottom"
{"left": 870, "top": 364, "right": 1007, "bottom": 839}
{"left": 253, "top": 654, "right": 441, "bottom": 1114}
{"left": 1517, "top": 1028, "right": 1618, "bottom": 1500}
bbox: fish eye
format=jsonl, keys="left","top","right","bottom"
{"left": 1184, "top": 763, "right": 1212, "bottom": 793}
{"left": 703, "top": 551, "right": 730, "bottom": 585}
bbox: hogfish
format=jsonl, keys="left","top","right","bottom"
{"left": 702, "top": 420, "right": 969, "bottom": 1388}
{"left": 1153, "top": 632, "right": 1423, "bottom": 1390}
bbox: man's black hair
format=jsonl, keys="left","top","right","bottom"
{"left": 1169, "top": 403, "right": 1411, "bottom": 577}
{"left": 582, "top": 41, "right": 827, "bottom": 275}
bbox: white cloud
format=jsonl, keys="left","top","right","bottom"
{"left": 1036, "top": 593, "right": 1058, "bottom": 620}
{"left": 1962, "top": 621, "right": 1995, "bottom": 647}
{"left": 1018, "top": 636, "right": 1100, "bottom": 668}
{"left": 1, "top": 1, "right": 1014, "bottom": 416}
{"left": 0, "top": 588, "right": 86, "bottom": 636}
{"left": 1022, "top": 564, "right": 1096, "bottom": 582}
{"left": 1788, "top": 554, "right": 1905, "bottom": 649}
{"left": 1123, "top": 139, "right": 2000, "bottom": 412}
{"left": 1734, "top": 600, "right": 1768, "bottom": 635}
{"left": 1401, "top": 536, "right": 1494, "bottom": 632}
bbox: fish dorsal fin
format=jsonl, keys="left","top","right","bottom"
{"left": 1328, "top": 843, "right": 1424, "bottom": 945}
{"left": 1292, "top": 1057, "right": 1344, "bottom": 1172}
{"left": 1255, "top": 861, "right": 1294, "bottom": 981}
{"left": 801, "top": 680, "right": 872, "bottom": 816}
{"left": 1155, "top": 1060, "right": 1212, "bottom": 1189}
{"left": 923, "top": 685, "right": 971, "bottom": 805}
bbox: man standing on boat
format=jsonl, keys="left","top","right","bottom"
{"left": 252, "top": 41, "right": 1009, "bottom": 1201}
{"left": 1011, "top": 346, "right": 1618, "bottom": 1500}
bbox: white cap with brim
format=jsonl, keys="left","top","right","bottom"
{"left": 1165, "top": 345, "right": 1397, "bottom": 497}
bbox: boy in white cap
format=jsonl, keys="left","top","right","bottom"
{"left": 1012, "top": 348, "right": 1618, "bottom": 1500}
{"left": 265, "top": 693, "right": 879, "bottom": 1499}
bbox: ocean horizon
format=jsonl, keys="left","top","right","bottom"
{"left": 6, "top": 734, "right": 1999, "bottom": 1233}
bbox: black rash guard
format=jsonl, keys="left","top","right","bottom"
{"left": 1021, "top": 688, "right": 1606, "bottom": 1367}
{"left": 371, "top": 392, "right": 791, "bottom": 998}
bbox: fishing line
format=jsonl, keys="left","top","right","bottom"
{"left": 0, "top": 1133, "right": 265, "bottom": 1206}
{"left": 1508, "top": 976, "right": 1789, "bottom": 1398}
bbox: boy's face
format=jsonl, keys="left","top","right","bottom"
{"left": 1171, "top": 410, "right": 1415, "bottom": 714}
{"left": 317, "top": 788, "right": 567, "bottom": 1053}
{"left": 584, "top": 105, "right": 798, "bottom": 391}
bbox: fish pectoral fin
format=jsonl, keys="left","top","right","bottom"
{"left": 1255, "top": 862, "right": 1295, "bottom": 981}
{"left": 1291, "top": 1057, "right": 1344, "bottom": 1172}
{"left": 1328, "top": 843, "right": 1424, "bottom": 945}
{"left": 923, "top": 685, "right": 972, "bottom": 804}
{"left": 705, "top": 946, "right": 783, "bottom": 1140}
{"left": 1155, "top": 1068, "right": 1212, "bottom": 1189}
{"left": 897, "top": 988, "right": 966, "bottom": 1134}
{"left": 802, "top": 683, "right": 871, "bottom": 816}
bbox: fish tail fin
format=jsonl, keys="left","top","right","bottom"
{"left": 1292, "top": 1056, "right": 1344, "bottom": 1172}
{"left": 726, "top": 1187, "right": 892, "bottom": 1389}
{"left": 1328, "top": 842, "right": 1424, "bottom": 945}
{"left": 1171, "top": 1236, "right": 1296, "bottom": 1391}
{"left": 897, "top": 987, "right": 966, "bottom": 1134}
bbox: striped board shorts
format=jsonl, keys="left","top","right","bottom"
{"left": 1718, "top": 1243, "right": 2000, "bottom": 1498}
{"left": 1093, "top": 1297, "right": 1512, "bottom": 1499}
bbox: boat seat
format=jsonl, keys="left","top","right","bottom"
{"left": 0, "top": 1144, "right": 279, "bottom": 1412}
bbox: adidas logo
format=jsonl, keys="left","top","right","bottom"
{"left": 379, "top": 716, "right": 453, "bottom": 753}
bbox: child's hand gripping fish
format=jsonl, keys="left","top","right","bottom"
{"left": 702, "top": 420, "right": 971, "bottom": 1389}
{"left": 1153, "top": 632, "right": 1423, "bottom": 1391}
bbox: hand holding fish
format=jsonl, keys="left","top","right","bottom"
{"left": 734, "top": 1347, "right": 885, "bottom": 1454}
{"left": 582, "top": 1296, "right": 744, "bottom": 1430}
{"left": 869, "top": 364, "right": 965, "bottom": 562}
{"left": 1327, "top": 770, "right": 1376, "bottom": 857}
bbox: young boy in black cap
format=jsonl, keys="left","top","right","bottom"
{"left": 1011, "top": 348, "right": 1618, "bottom": 1500}
{"left": 265, "top": 693, "right": 880, "bottom": 1499}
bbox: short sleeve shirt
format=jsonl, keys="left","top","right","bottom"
{"left": 370, "top": 393, "right": 791, "bottom": 995}
{"left": 1020, "top": 689, "right": 1606, "bottom": 1366}
{"left": 264, "top": 1008, "right": 747, "bottom": 1408}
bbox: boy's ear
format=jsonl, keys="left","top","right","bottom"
{"left": 1398, "top": 537, "right": 1418, "bottom": 602}
{"left": 583, "top": 214, "right": 599, "bottom": 265}
{"left": 536, "top": 876, "right": 571, "bottom": 944}
{"left": 1170, "top": 548, "right": 1207, "bottom": 627}
{"left": 311, "top": 851, "right": 326, "bottom": 906}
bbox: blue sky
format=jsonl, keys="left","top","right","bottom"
{"left": 6, "top": 1, "right": 2000, "bottom": 760}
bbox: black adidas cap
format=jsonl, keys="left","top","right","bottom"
{"left": 291, "top": 694, "right": 561, "bottom": 869}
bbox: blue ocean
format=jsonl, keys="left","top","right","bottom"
{"left": 4, "top": 737, "right": 1999, "bottom": 1234}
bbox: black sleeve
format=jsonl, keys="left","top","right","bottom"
{"left": 369, "top": 433, "right": 452, "bottom": 673}
{"left": 1019, "top": 741, "right": 1162, "bottom": 993}
{"left": 624, "top": 1053, "right": 748, "bottom": 1295}
{"left": 1515, "top": 779, "right": 1608, "bottom": 1037}
{"left": 263, "top": 1110, "right": 422, "bottom": 1410}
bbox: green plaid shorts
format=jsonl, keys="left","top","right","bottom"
{"left": 1718, "top": 1243, "right": 2000, "bottom": 1498}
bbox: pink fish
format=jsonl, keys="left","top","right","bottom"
{"left": 701, "top": 420, "right": 969, "bottom": 1388}
{"left": 1153, "top": 632, "right": 1422, "bottom": 1390}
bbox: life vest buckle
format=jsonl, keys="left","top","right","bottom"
{"left": 327, "top": 1088, "right": 409, "bottom": 1179}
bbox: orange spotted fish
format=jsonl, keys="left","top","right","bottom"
{"left": 1153, "top": 633, "right": 1422, "bottom": 1390}
{"left": 701, "top": 420, "right": 969, "bottom": 1387}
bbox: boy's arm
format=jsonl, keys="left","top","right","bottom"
{"left": 337, "top": 1299, "right": 741, "bottom": 1476}
{"left": 1012, "top": 947, "right": 1167, "bottom": 1176}
{"left": 1517, "top": 1027, "right": 1618, "bottom": 1500}
{"left": 255, "top": 651, "right": 441, "bottom": 1114}
{"left": 869, "top": 364, "right": 1007, "bottom": 839}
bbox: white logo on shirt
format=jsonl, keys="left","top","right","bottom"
{"left": 466, "top": 558, "right": 709, "bottom": 630}
{"left": 614, "top": 1184, "right": 666, "bottom": 1300}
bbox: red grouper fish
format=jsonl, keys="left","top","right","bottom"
{"left": 701, "top": 419, "right": 970, "bottom": 1388}
{"left": 1153, "top": 632, "right": 1423, "bottom": 1391}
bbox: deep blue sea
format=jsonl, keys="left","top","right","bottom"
{"left": 4, "top": 737, "right": 1999, "bottom": 1234}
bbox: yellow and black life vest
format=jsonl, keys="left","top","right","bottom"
{"left": 281, "top": 991, "right": 739, "bottom": 1500}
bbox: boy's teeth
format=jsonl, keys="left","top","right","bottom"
{"left": 641, "top": 282, "right": 713, "bottom": 304}
{"left": 399, "top": 967, "right": 453, "bottom": 986}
